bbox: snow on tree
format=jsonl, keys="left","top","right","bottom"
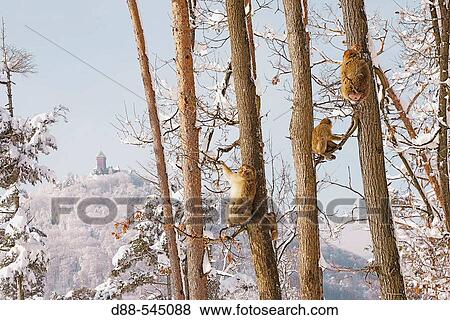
{"left": 95, "top": 196, "right": 170, "bottom": 299}
{"left": 0, "top": 22, "right": 67, "bottom": 299}
{"left": 0, "top": 95, "right": 66, "bottom": 300}
{"left": 0, "top": 106, "right": 66, "bottom": 190}
{"left": 0, "top": 203, "right": 48, "bottom": 299}
{"left": 381, "top": 1, "right": 450, "bottom": 299}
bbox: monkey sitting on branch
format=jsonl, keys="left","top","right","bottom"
{"left": 312, "top": 114, "right": 360, "bottom": 165}
{"left": 312, "top": 118, "right": 343, "bottom": 160}
{"left": 341, "top": 44, "right": 371, "bottom": 104}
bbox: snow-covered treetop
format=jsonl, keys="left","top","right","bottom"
{"left": 0, "top": 105, "right": 68, "bottom": 189}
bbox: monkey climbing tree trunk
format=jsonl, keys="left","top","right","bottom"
{"left": 171, "top": 0, "right": 208, "bottom": 299}
{"left": 431, "top": 0, "right": 450, "bottom": 232}
{"left": 127, "top": 0, "right": 185, "bottom": 300}
{"left": 225, "top": 0, "right": 281, "bottom": 299}
{"left": 340, "top": 0, "right": 406, "bottom": 299}
{"left": 282, "top": 0, "right": 322, "bottom": 300}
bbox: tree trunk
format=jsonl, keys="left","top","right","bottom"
{"left": 127, "top": 0, "right": 185, "bottom": 300}
{"left": 435, "top": 0, "right": 450, "bottom": 232}
{"left": 282, "top": 0, "right": 322, "bottom": 299}
{"left": 5, "top": 71, "right": 13, "bottom": 117}
{"left": 16, "top": 274, "right": 24, "bottom": 300}
{"left": 340, "top": 0, "right": 406, "bottom": 300}
{"left": 187, "top": 0, "right": 197, "bottom": 48}
{"left": 182, "top": 256, "right": 190, "bottom": 299}
{"left": 244, "top": 0, "right": 261, "bottom": 113}
{"left": 225, "top": 0, "right": 281, "bottom": 299}
{"left": 171, "top": 0, "right": 208, "bottom": 300}
{"left": 1, "top": 20, "right": 13, "bottom": 117}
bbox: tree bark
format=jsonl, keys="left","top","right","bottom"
{"left": 434, "top": 0, "right": 450, "bottom": 232}
{"left": 245, "top": 0, "right": 257, "bottom": 79}
{"left": 16, "top": 274, "right": 24, "bottom": 300}
{"left": 171, "top": 0, "right": 208, "bottom": 299}
{"left": 225, "top": 0, "right": 281, "bottom": 299}
{"left": 5, "top": 70, "right": 13, "bottom": 117}
{"left": 340, "top": 0, "right": 406, "bottom": 299}
{"left": 244, "top": 0, "right": 261, "bottom": 113}
{"left": 1, "top": 20, "right": 13, "bottom": 117}
{"left": 127, "top": 0, "right": 185, "bottom": 300}
{"left": 283, "top": 0, "right": 322, "bottom": 299}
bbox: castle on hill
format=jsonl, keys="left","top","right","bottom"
{"left": 92, "top": 151, "right": 120, "bottom": 175}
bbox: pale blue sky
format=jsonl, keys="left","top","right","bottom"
{"left": 1, "top": 0, "right": 408, "bottom": 186}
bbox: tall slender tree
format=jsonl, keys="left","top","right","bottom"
{"left": 225, "top": 0, "right": 281, "bottom": 299}
{"left": 282, "top": 0, "right": 322, "bottom": 299}
{"left": 429, "top": 0, "right": 450, "bottom": 232}
{"left": 127, "top": 0, "right": 185, "bottom": 299}
{"left": 171, "top": 0, "right": 208, "bottom": 299}
{"left": 340, "top": 0, "right": 406, "bottom": 299}
{"left": 0, "top": 22, "right": 53, "bottom": 300}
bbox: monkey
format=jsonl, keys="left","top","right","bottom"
{"left": 312, "top": 118, "right": 342, "bottom": 159}
{"left": 220, "top": 161, "right": 257, "bottom": 226}
{"left": 341, "top": 44, "right": 371, "bottom": 104}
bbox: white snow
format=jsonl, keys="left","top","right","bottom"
{"left": 112, "top": 245, "right": 131, "bottom": 267}
{"left": 5, "top": 213, "right": 26, "bottom": 235}
{"left": 202, "top": 250, "right": 212, "bottom": 274}
{"left": 255, "top": 78, "right": 263, "bottom": 96}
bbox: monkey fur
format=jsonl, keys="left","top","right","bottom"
{"left": 312, "top": 118, "right": 342, "bottom": 159}
{"left": 341, "top": 45, "right": 371, "bottom": 104}
{"left": 221, "top": 162, "right": 257, "bottom": 226}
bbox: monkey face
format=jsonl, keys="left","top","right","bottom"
{"left": 343, "top": 50, "right": 359, "bottom": 60}
{"left": 350, "top": 44, "right": 363, "bottom": 52}
{"left": 343, "top": 47, "right": 362, "bottom": 61}
{"left": 238, "top": 164, "right": 256, "bottom": 180}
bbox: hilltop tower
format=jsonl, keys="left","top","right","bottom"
{"left": 96, "top": 151, "right": 107, "bottom": 174}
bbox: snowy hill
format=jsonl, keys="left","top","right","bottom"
{"left": 27, "top": 172, "right": 379, "bottom": 299}
{"left": 29, "top": 172, "right": 155, "bottom": 297}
